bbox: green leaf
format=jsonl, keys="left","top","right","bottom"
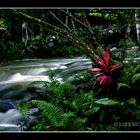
{"left": 127, "top": 98, "right": 137, "bottom": 106}
{"left": 117, "top": 83, "right": 131, "bottom": 90}
{"left": 83, "top": 107, "right": 100, "bottom": 115}
{"left": 63, "top": 100, "right": 79, "bottom": 110}
{"left": 134, "top": 64, "right": 140, "bottom": 74}
{"left": 31, "top": 100, "right": 75, "bottom": 127}
{"left": 132, "top": 73, "right": 140, "bottom": 84}
{"left": 95, "top": 98, "right": 119, "bottom": 106}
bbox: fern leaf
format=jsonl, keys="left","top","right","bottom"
{"left": 31, "top": 100, "right": 74, "bottom": 127}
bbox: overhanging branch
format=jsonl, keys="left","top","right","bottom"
{"left": 9, "top": 8, "right": 98, "bottom": 61}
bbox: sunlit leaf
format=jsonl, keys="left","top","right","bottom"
{"left": 95, "top": 98, "right": 119, "bottom": 106}
{"left": 83, "top": 107, "right": 100, "bottom": 115}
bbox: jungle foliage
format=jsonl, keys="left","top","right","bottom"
{"left": 1, "top": 9, "right": 140, "bottom": 131}
{"left": 18, "top": 58, "right": 140, "bottom": 131}
{"left": 0, "top": 9, "right": 139, "bottom": 62}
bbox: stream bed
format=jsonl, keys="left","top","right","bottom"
{"left": 0, "top": 58, "right": 92, "bottom": 131}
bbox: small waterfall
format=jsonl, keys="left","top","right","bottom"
{"left": 0, "top": 58, "right": 92, "bottom": 131}
{"left": 0, "top": 73, "right": 51, "bottom": 85}
{"left": 0, "top": 109, "right": 22, "bottom": 124}
{"left": 0, "top": 109, "right": 22, "bottom": 131}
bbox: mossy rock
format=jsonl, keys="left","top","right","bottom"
{"left": 132, "top": 73, "right": 140, "bottom": 84}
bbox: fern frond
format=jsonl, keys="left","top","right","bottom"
{"left": 55, "top": 82, "right": 75, "bottom": 95}
{"left": 44, "top": 64, "right": 63, "bottom": 80}
{"left": 31, "top": 100, "right": 75, "bottom": 127}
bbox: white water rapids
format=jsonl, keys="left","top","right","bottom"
{"left": 0, "top": 58, "right": 92, "bottom": 131}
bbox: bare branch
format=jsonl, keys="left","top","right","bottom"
{"left": 83, "top": 10, "right": 93, "bottom": 34}
{"left": 60, "top": 9, "right": 89, "bottom": 30}
{"left": 9, "top": 8, "right": 98, "bottom": 61}
{"left": 82, "top": 10, "right": 100, "bottom": 47}
{"left": 60, "top": 9, "right": 100, "bottom": 47}
{"left": 48, "top": 10, "right": 71, "bottom": 31}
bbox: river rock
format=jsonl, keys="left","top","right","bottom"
{"left": 0, "top": 83, "right": 33, "bottom": 101}
{"left": 0, "top": 99, "right": 16, "bottom": 113}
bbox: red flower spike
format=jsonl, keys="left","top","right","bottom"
{"left": 94, "top": 73, "right": 104, "bottom": 77}
{"left": 97, "top": 76, "right": 103, "bottom": 81}
{"left": 103, "top": 48, "right": 109, "bottom": 66}
{"left": 96, "top": 58, "right": 106, "bottom": 67}
{"left": 110, "top": 64, "right": 120, "bottom": 71}
{"left": 98, "top": 48, "right": 109, "bottom": 66}
{"left": 88, "top": 48, "right": 120, "bottom": 86}
{"left": 88, "top": 68, "right": 102, "bottom": 72}
{"left": 99, "top": 75, "right": 108, "bottom": 85}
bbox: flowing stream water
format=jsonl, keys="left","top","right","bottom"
{"left": 0, "top": 58, "right": 92, "bottom": 131}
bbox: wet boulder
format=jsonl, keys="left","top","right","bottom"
{"left": 0, "top": 99, "right": 16, "bottom": 113}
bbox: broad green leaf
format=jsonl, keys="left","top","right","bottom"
{"left": 117, "top": 83, "right": 131, "bottom": 90}
{"left": 132, "top": 73, "right": 140, "bottom": 84}
{"left": 84, "top": 107, "right": 100, "bottom": 115}
{"left": 95, "top": 98, "right": 119, "bottom": 106}
{"left": 127, "top": 98, "right": 137, "bottom": 105}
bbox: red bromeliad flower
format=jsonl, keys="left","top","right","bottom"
{"left": 88, "top": 48, "right": 120, "bottom": 85}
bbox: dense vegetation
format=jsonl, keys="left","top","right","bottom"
{"left": 1, "top": 9, "right": 140, "bottom": 131}
{"left": 0, "top": 9, "right": 138, "bottom": 62}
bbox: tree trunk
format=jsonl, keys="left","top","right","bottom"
{"left": 22, "top": 21, "right": 29, "bottom": 46}
{"left": 135, "top": 10, "right": 140, "bottom": 46}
